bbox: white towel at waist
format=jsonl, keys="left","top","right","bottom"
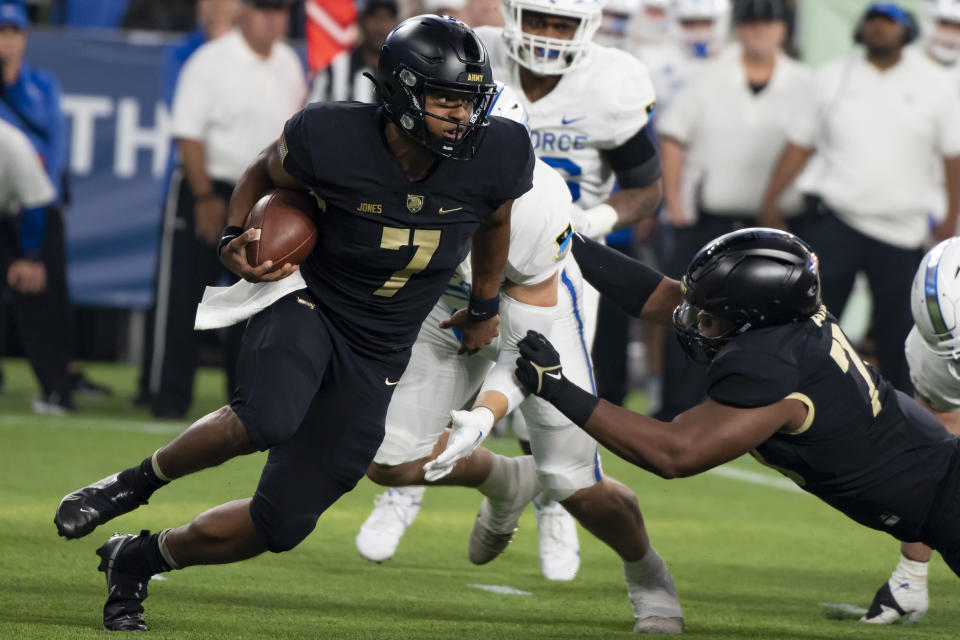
{"left": 194, "top": 270, "right": 308, "bottom": 330}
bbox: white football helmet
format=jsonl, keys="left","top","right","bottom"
{"left": 634, "top": 0, "right": 674, "bottom": 43}
{"left": 488, "top": 81, "right": 531, "bottom": 131}
{"left": 596, "top": 0, "right": 640, "bottom": 47}
{"left": 925, "top": 0, "right": 960, "bottom": 65}
{"left": 673, "top": 0, "right": 731, "bottom": 58}
{"left": 501, "top": 0, "right": 606, "bottom": 75}
{"left": 910, "top": 237, "right": 960, "bottom": 357}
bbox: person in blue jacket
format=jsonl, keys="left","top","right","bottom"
{"left": 0, "top": 0, "right": 110, "bottom": 410}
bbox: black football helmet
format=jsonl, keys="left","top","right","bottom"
{"left": 371, "top": 14, "right": 498, "bottom": 161}
{"left": 674, "top": 227, "right": 822, "bottom": 363}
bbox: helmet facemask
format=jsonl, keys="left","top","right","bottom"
{"left": 380, "top": 65, "right": 498, "bottom": 161}
{"left": 673, "top": 291, "right": 750, "bottom": 364}
{"left": 502, "top": 0, "right": 603, "bottom": 75}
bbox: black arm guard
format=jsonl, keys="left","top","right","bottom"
{"left": 571, "top": 234, "right": 664, "bottom": 317}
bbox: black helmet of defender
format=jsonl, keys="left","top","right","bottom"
{"left": 373, "top": 14, "right": 498, "bottom": 161}
{"left": 674, "top": 228, "right": 822, "bottom": 363}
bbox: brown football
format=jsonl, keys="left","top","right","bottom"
{"left": 244, "top": 188, "right": 320, "bottom": 273}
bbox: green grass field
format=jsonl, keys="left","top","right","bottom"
{"left": 1, "top": 359, "right": 958, "bottom": 639}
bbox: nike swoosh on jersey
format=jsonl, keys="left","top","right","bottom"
{"left": 385, "top": 378, "right": 400, "bottom": 386}
{"left": 438, "top": 207, "right": 463, "bottom": 215}
{"left": 561, "top": 116, "right": 586, "bottom": 125}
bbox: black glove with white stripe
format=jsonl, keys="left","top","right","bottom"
{"left": 515, "top": 330, "right": 599, "bottom": 427}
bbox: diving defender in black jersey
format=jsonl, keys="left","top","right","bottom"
{"left": 52, "top": 15, "right": 534, "bottom": 631}
{"left": 515, "top": 228, "right": 960, "bottom": 583}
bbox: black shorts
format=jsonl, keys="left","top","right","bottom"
{"left": 231, "top": 292, "right": 410, "bottom": 551}
{"left": 921, "top": 441, "right": 960, "bottom": 578}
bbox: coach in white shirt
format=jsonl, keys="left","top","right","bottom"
{"left": 149, "top": 0, "right": 307, "bottom": 419}
{"left": 761, "top": 2, "right": 960, "bottom": 394}
{"left": 652, "top": 0, "right": 809, "bottom": 419}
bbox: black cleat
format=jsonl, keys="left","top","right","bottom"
{"left": 97, "top": 532, "right": 152, "bottom": 631}
{"left": 55, "top": 473, "right": 148, "bottom": 539}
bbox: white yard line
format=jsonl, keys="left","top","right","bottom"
{"left": 706, "top": 466, "right": 805, "bottom": 494}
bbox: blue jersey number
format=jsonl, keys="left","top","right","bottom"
{"left": 541, "top": 156, "right": 581, "bottom": 203}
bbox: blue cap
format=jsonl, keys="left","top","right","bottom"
{"left": 0, "top": 2, "right": 28, "bottom": 30}
{"left": 864, "top": 2, "right": 911, "bottom": 27}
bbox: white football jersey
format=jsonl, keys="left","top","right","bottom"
{"left": 906, "top": 326, "right": 960, "bottom": 413}
{"left": 476, "top": 25, "right": 656, "bottom": 210}
{"left": 442, "top": 158, "right": 575, "bottom": 308}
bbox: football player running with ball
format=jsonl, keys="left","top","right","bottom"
{"left": 360, "top": 0, "right": 664, "bottom": 582}
{"left": 513, "top": 228, "right": 960, "bottom": 620}
{"left": 355, "top": 84, "right": 684, "bottom": 635}
{"left": 861, "top": 237, "right": 960, "bottom": 624}
{"left": 52, "top": 16, "right": 534, "bottom": 632}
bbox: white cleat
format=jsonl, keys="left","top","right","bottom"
{"left": 355, "top": 486, "right": 424, "bottom": 563}
{"left": 534, "top": 497, "right": 580, "bottom": 581}
{"left": 626, "top": 554, "right": 684, "bottom": 635}
{"left": 860, "top": 580, "right": 929, "bottom": 625}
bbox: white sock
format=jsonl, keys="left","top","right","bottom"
{"left": 623, "top": 547, "right": 683, "bottom": 619}
{"left": 624, "top": 546, "right": 667, "bottom": 584}
{"left": 890, "top": 553, "right": 928, "bottom": 588}
{"left": 477, "top": 454, "right": 538, "bottom": 502}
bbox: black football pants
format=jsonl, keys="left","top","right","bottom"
{"left": 138, "top": 168, "right": 242, "bottom": 418}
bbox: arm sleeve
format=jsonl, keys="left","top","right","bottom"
{"left": 279, "top": 107, "right": 317, "bottom": 186}
{"left": 170, "top": 54, "right": 212, "bottom": 141}
{"left": 571, "top": 234, "right": 663, "bottom": 317}
{"left": 601, "top": 125, "right": 661, "bottom": 189}
{"left": 479, "top": 293, "right": 558, "bottom": 414}
{"left": 707, "top": 345, "right": 800, "bottom": 408}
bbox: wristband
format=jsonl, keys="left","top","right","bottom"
{"left": 217, "top": 225, "right": 244, "bottom": 256}
{"left": 467, "top": 294, "right": 499, "bottom": 322}
{"left": 549, "top": 376, "right": 600, "bottom": 427}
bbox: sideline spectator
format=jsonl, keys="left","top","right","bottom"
{"left": 0, "top": 119, "right": 65, "bottom": 409}
{"left": 308, "top": 0, "right": 396, "bottom": 103}
{"left": 147, "top": 0, "right": 306, "bottom": 419}
{"left": 0, "top": 0, "right": 110, "bottom": 411}
{"left": 136, "top": 0, "right": 240, "bottom": 408}
{"left": 654, "top": 0, "right": 809, "bottom": 419}
{"left": 761, "top": 2, "right": 960, "bottom": 393}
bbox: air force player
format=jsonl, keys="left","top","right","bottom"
{"left": 356, "top": 83, "right": 684, "bottom": 635}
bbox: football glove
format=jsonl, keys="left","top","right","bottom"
{"left": 515, "top": 330, "right": 600, "bottom": 427}
{"left": 422, "top": 407, "right": 495, "bottom": 482}
{"left": 515, "top": 330, "right": 568, "bottom": 402}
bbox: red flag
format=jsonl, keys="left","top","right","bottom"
{"left": 305, "top": 0, "right": 358, "bottom": 73}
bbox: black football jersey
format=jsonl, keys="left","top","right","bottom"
{"left": 707, "top": 306, "right": 960, "bottom": 542}
{"left": 280, "top": 102, "right": 535, "bottom": 352}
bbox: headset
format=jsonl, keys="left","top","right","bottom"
{"left": 853, "top": 2, "right": 920, "bottom": 45}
